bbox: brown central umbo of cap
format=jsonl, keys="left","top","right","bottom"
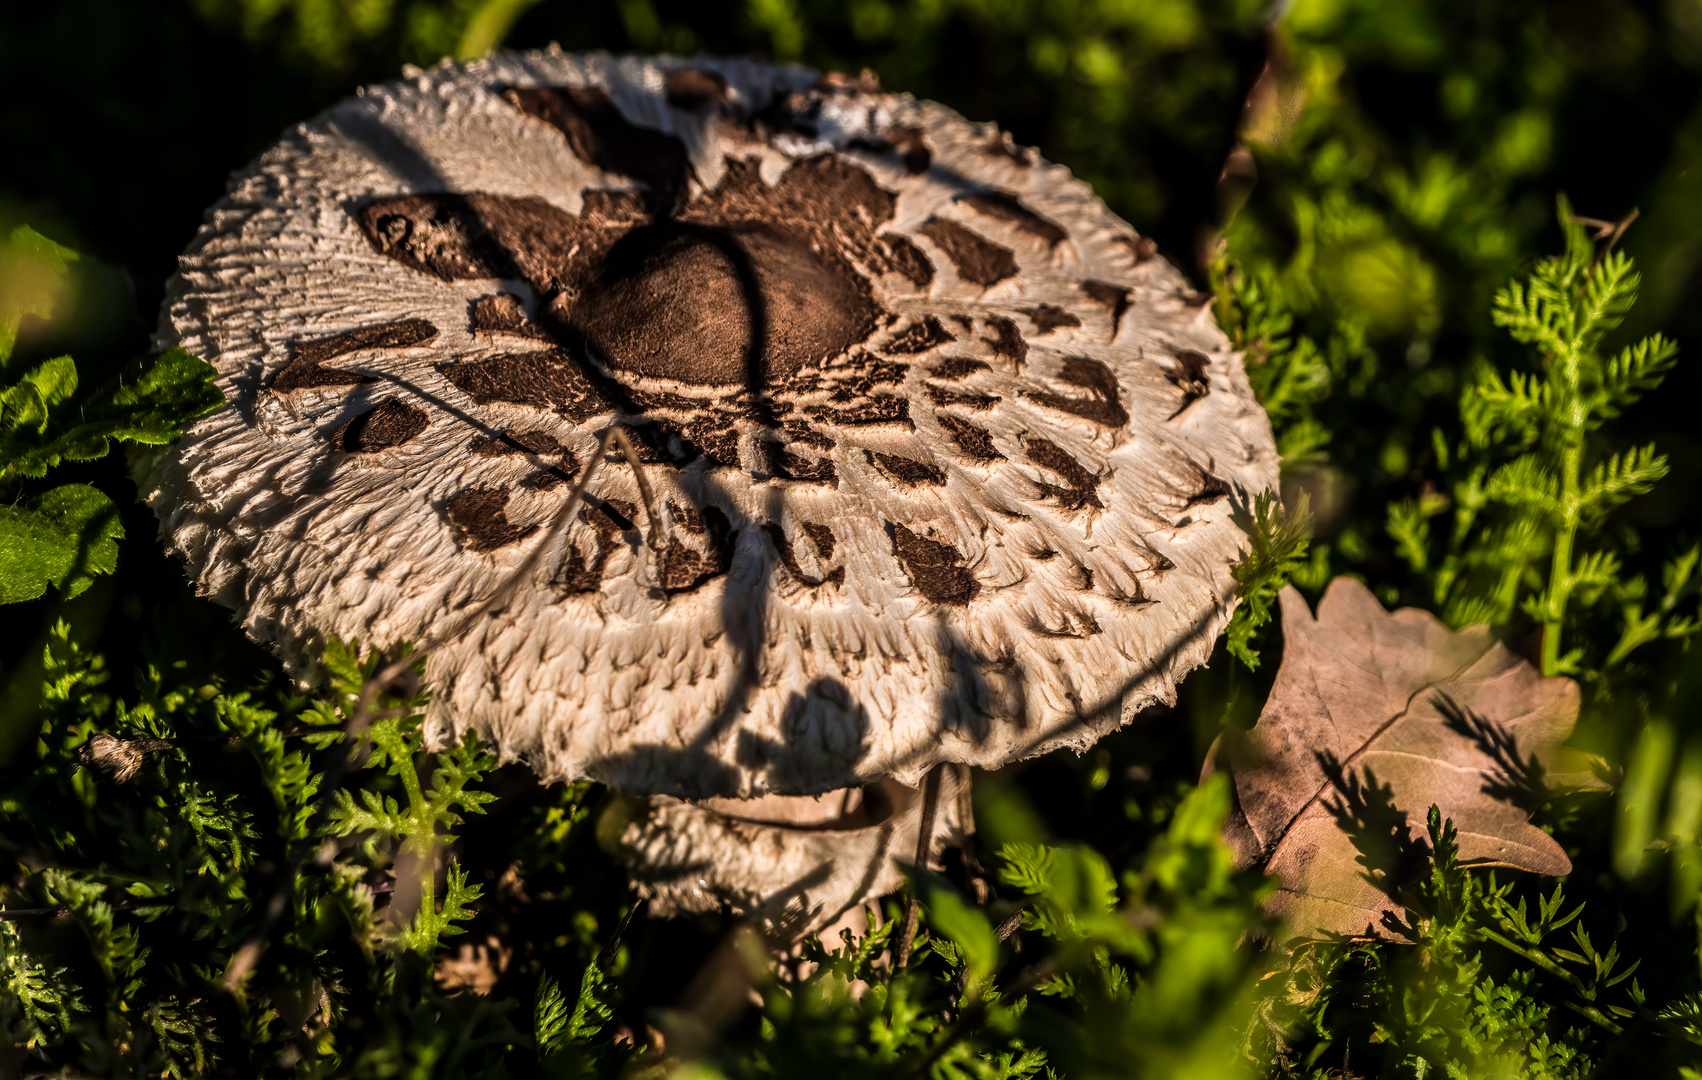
{"left": 358, "top": 86, "right": 903, "bottom": 401}
{"left": 575, "top": 218, "right": 881, "bottom": 386}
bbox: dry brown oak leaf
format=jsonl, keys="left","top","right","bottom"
{"left": 1205, "top": 578, "right": 1603, "bottom": 942}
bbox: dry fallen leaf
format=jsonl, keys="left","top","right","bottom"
{"left": 1206, "top": 578, "right": 1604, "bottom": 941}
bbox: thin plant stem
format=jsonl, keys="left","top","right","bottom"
{"left": 894, "top": 767, "right": 943, "bottom": 971}
{"left": 1543, "top": 441, "right": 1581, "bottom": 677}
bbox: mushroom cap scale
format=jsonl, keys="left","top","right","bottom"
{"left": 137, "top": 49, "right": 1280, "bottom": 799}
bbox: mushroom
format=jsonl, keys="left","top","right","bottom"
{"left": 137, "top": 50, "right": 1278, "bottom": 937}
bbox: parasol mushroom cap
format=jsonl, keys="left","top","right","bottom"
{"left": 138, "top": 49, "right": 1279, "bottom": 801}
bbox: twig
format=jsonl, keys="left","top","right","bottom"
{"left": 951, "top": 906, "right": 1026, "bottom": 1002}
{"left": 951, "top": 765, "right": 991, "bottom": 906}
{"left": 598, "top": 896, "right": 645, "bottom": 970}
{"left": 605, "top": 426, "right": 664, "bottom": 565}
{"left": 1572, "top": 207, "right": 1640, "bottom": 269}
{"left": 71, "top": 721, "right": 412, "bottom": 786}
{"left": 893, "top": 767, "right": 943, "bottom": 971}
{"left": 0, "top": 896, "right": 162, "bottom": 922}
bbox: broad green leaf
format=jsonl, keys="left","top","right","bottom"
{"left": 0, "top": 483, "right": 123, "bottom": 603}
{"left": 75, "top": 346, "right": 225, "bottom": 446}
{"left": 1, "top": 357, "right": 76, "bottom": 443}
{"left": 0, "top": 380, "right": 49, "bottom": 437}
{"left": 23, "top": 355, "right": 77, "bottom": 409}
{"left": 0, "top": 226, "right": 77, "bottom": 368}
{"left": 1, "top": 348, "right": 224, "bottom": 482}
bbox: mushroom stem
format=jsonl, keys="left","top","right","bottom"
{"left": 893, "top": 765, "right": 943, "bottom": 970}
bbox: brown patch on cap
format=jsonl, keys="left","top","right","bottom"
{"left": 469, "top": 294, "right": 542, "bottom": 337}
{"left": 889, "top": 523, "right": 979, "bottom": 605}
{"left": 269, "top": 319, "right": 437, "bottom": 393}
{"left": 801, "top": 522, "right": 836, "bottom": 560}
{"left": 782, "top": 419, "right": 835, "bottom": 449}
{"left": 662, "top": 503, "right": 736, "bottom": 593}
{"left": 1081, "top": 281, "right": 1131, "bottom": 339}
{"left": 502, "top": 85, "right": 691, "bottom": 210}
{"left": 1024, "top": 438, "right": 1103, "bottom": 510}
{"left": 626, "top": 387, "right": 705, "bottom": 413}
{"left": 850, "top": 124, "right": 931, "bottom": 174}
{"left": 1025, "top": 357, "right": 1128, "bottom": 429}
{"left": 438, "top": 349, "right": 613, "bottom": 420}
{"left": 918, "top": 218, "right": 1016, "bottom": 287}
{"left": 1023, "top": 305, "right": 1081, "bottom": 334}
{"left": 575, "top": 222, "right": 878, "bottom": 385}
{"left": 764, "top": 522, "right": 845, "bottom": 588}
{"left": 866, "top": 233, "right": 934, "bottom": 289}
{"left": 761, "top": 440, "right": 839, "bottom": 485}
{"left": 936, "top": 414, "right": 1003, "bottom": 461}
{"left": 684, "top": 419, "right": 742, "bottom": 468}
{"left": 958, "top": 192, "right": 1067, "bottom": 248}
{"left": 806, "top": 394, "right": 911, "bottom": 428}
{"left": 883, "top": 316, "right": 955, "bottom": 355}
{"left": 472, "top": 428, "right": 577, "bottom": 486}
{"left": 472, "top": 428, "right": 566, "bottom": 457}
{"left": 557, "top": 496, "right": 638, "bottom": 593}
{"left": 665, "top": 67, "right": 729, "bottom": 109}
{"left": 929, "top": 357, "right": 990, "bottom": 381}
{"left": 925, "top": 387, "right": 998, "bottom": 410}
{"left": 330, "top": 396, "right": 429, "bottom": 452}
{"left": 1167, "top": 349, "right": 1211, "bottom": 418}
{"left": 357, "top": 194, "right": 604, "bottom": 292}
{"left": 801, "top": 360, "right": 906, "bottom": 406}
{"left": 870, "top": 450, "right": 946, "bottom": 486}
{"left": 445, "top": 486, "right": 537, "bottom": 551}
{"left": 585, "top": 496, "right": 640, "bottom": 533}
{"left": 559, "top": 546, "right": 604, "bottom": 594}
{"left": 980, "top": 315, "right": 1027, "bottom": 367}
{"left": 685, "top": 154, "right": 898, "bottom": 252}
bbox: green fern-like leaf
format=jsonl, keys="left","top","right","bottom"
{"left": 567, "top": 959, "right": 615, "bottom": 1043}
{"left": 1578, "top": 444, "right": 1668, "bottom": 523}
{"left": 1227, "top": 491, "right": 1312, "bottom": 669}
{"left": 1, "top": 920, "right": 87, "bottom": 1050}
